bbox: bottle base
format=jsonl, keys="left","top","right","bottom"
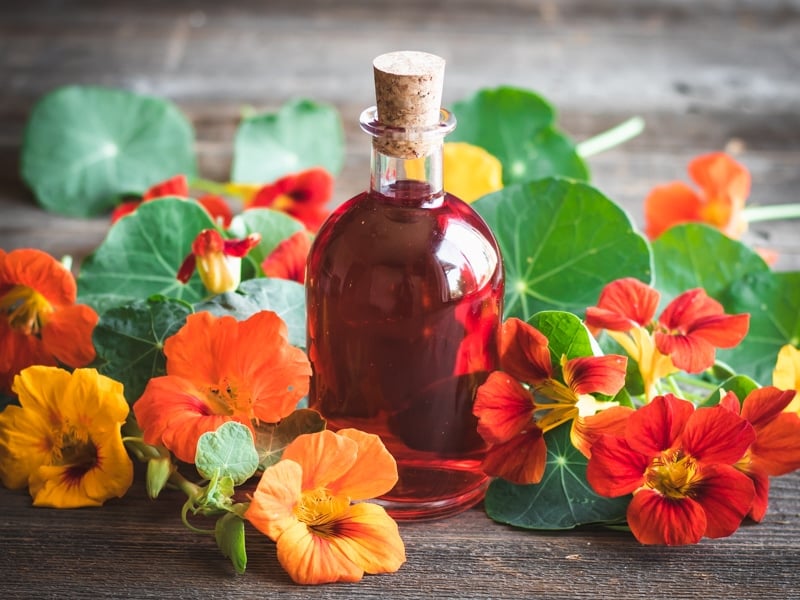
{"left": 375, "top": 462, "right": 489, "bottom": 521}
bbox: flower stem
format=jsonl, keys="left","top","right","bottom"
{"left": 741, "top": 203, "right": 800, "bottom": 223}
{"left": 577, "top": 116, "right": 645, "bottom": 158}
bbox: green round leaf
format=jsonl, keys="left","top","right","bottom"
{"left": 227, "top": 208, "right": 305, "bottom": 278}
{"left": 21, "top": 85, "right": 197, "bottom": 217}
{"left": 653, "top": 223, "right": 769, "bottom": 306}
{"left": 449, "top": 86, "right": 589, "bottom": 184}
{"left": 474, "top": 178, "right": 652, "bottom": 320}
{"left": 194, "top": 278, "right": 306, "bottom": 348}
{"left": 231, "top": 99, "right": 345, "bottom": 183}
{"left": 196, "top": 421, "right": 259, "bottom": 485}
{"left": 93, "top": 296, "right": 193, "bottom": 404}
{"left": 485, "top": 422, "right": 630, "bottom": 529}
{"left": 717, "top": 270, "right": 800, "bottom": 385}
{"left": 77, "top": 197, "right": 217, "bottom": 311}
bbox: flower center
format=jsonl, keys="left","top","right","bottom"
{"left": 53, "top": 427, "right": 98, "bottom": 485}
{"left": 0, "top": 284, "right": 54, "bottom": 335}
{"left": 294, "top": 487, "right": 350, "bottom": 538}
{"left": 646, "top": 449, "right": 700, "bottom": 500}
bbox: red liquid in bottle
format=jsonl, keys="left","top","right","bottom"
{"left": 306, "top": 180, "right": 503, "bottom": 519}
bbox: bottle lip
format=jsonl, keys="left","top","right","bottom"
{"left": 359, "top": 106, "right": 456, "bottom": 140}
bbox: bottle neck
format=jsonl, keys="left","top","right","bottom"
{"left": 369, "top": 142, "right": 444, "bottom": 207}
{"left": 360, "top": 106, "right": 455, "bottom": 208}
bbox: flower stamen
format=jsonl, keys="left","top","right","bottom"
{"left": 1, "top": 285, "right": 54, "bottom": 335}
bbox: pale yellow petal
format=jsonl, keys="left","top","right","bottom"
{"left": 245, "top": 460, "right": 303, "bottom": 540}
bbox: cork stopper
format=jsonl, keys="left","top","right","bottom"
{"left": 372, "top": 51, "right": 446, "bottom": 158}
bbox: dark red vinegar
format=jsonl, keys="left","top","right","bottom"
{"left": 306, "top": 180, "right": 503, "bottom": 520}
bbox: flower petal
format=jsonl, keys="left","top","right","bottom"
{"left": 644, "top": 181, "right": 702, "bottom": 240}
{"left": 40, "top": 303, "right": 98, "bottom": 367}
{"left": 563, "top": 354, "right": 627, "bottom": 396}
{"left": 0, "top": 248, "right": 76, "bottom": 306}
{"left": 741, "top": 386, "right": 796, "bottom": 429}
{"left": 693, "top": 463, "right": 754, "bottom": 538}
{"left": 680, "top": 404, "right": 754, "bottom": 465}
{"left": 480, "top": 429, "right": 546, "bottom": 485}
{"left": 773, "top": 344, "right": 800, "bottom": 413}
{"left": 742, "top": 464, "right": 770, "bottom": 522}
{"left": 261, "top": 230, "right": 312, "bottom": 284}
{"left": 625, "top": 394, "right": 694, "bottom": 457}
{"left": 281, "top": 430, "right": 359, "bottom": 492}
{"left": 627, "top": 489, "right": 706, "bottom": 545}
{"left": 245, "top": 459, "right": 303, "bottom": 540}
{"left": 572, "top": 405, "right": 634, "bottom": 458}
{"left": 326, "top": 429, "right": 398, "bottom": 500}
{"left": 586, "top": 434, "right": 648, "bottom": 497}
{"left": 498, "top": 318, "right": 552, "bottom": 385}
{"left": 133, "top": 375, "right": 230, "bottom": 463}
{"left": 688, "top": 152, "right": 750, "bottom": 237}
{"left": 326, "top": 502, "right": 406, "bottom": 575}
{"left": 275, "top": 519, "right": 363, "bottom": 584}
{"left": 473, "top": 371, "right": 535, "bottom": 444}
{"left": 584, "top": 278, "right": 659, "bottom": 331}
{"left": 441, "top": 142, "right": 503, "bottom": 203}
{"left": 654, "top": 330, "right": 715, "bottom": 373}
{"left": 143, "top": 174, "right": 189, "bottom": 200}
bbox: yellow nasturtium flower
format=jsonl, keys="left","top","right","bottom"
{"left": 0, "top": 366, "right": 133, "bottom": 508}
{"left": 443, "top": 142, "right": 503, "bottom": 202}
{"left": 773, "top": 344, "right": 800, "bottom": 414}
{"left": 405, "top": 142, "right": 503, "bottom": 203}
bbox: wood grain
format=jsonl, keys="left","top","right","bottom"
{"left": 1, "top": 2, "right": 799, "bottom": 598}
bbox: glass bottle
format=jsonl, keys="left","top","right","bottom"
{"left": 305, "top": 51, "right": 504, "bottom": 520}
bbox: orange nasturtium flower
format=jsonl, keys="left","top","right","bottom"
{"left": 473, "top": 318, "right": 630, "bottom": 484}
{"left": 110, "top": 174, "right": 233, "bottom": 227}
{"left": 248, "top": 168, "right": 334, "bottom": 232}
{"left": 133, "top": 310, "right": 310, "bottom": 464}
{"left": 720, "top": 386, "right": 800, "bottom": 522}
{"left": 261, "top": 230, "right": 313, "bottom": 284}
{"left": 0, "top": 366, "right": 133, "bottom": 508}
{"left": 773, "top": 344, "right": 800, "bottom": 414}
{"left": 585, "top": 278, "right": 750, "bottom": 400}
{"left": 644, "top": 152, "right": 750, "bottom": 240}
{"left": 245, "top": 428, "right": 405, "bottom": 585}
{"left": 177, "top": 229, "right": 261, "bottom": 295}
{"left": 587, "top": 394, "right": 756, "bottom": 546}
{"left": 0, "top": 248, "right": 98, "bottom": 394}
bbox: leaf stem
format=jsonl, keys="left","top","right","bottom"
{"left": 741, "top": 203, "right": 800, "bottom": 223}
{"left": 577, "top": 117, "right": 645, "bottom": 158}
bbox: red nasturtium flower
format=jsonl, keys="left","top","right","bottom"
{"left": 587, "top": 394, "right": 756, "bottom": 546}
{"left": 0, "top": 249, "right": 98, "bottom": 394}
{"left": 0, "top": 366, "right": 133, "bottom": 508}
{"left": 248, "top": 168, "right": 334, "bottom": 232}
{"left": 245, "top": 429, "right": 406, "bottom": 584}
{"left": 473, "top": 318, "right": 630, "bottom": 484}
{"left": 133, "top": 310, "right": 311, "bottom": 463}
{"left": 177, "top": 229, "right": 261, "bottom": 295}
{"left": 719, "top": 386, "right": 800, "bottom": 522}
{"left": 261, "top": 230, "right": 313, "bottom": 284}
{"left": 644, "top": 152, "right": 750, "bottom": 240}
{"left": 585, "top": 278, "right": 749, "bottom": 399}
{"left": 110, "top": 174, "right": 233, "bottom": 227}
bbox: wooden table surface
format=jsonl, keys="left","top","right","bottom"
{"left": 1, "top": 1, "right": 799, "bottom": 598}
